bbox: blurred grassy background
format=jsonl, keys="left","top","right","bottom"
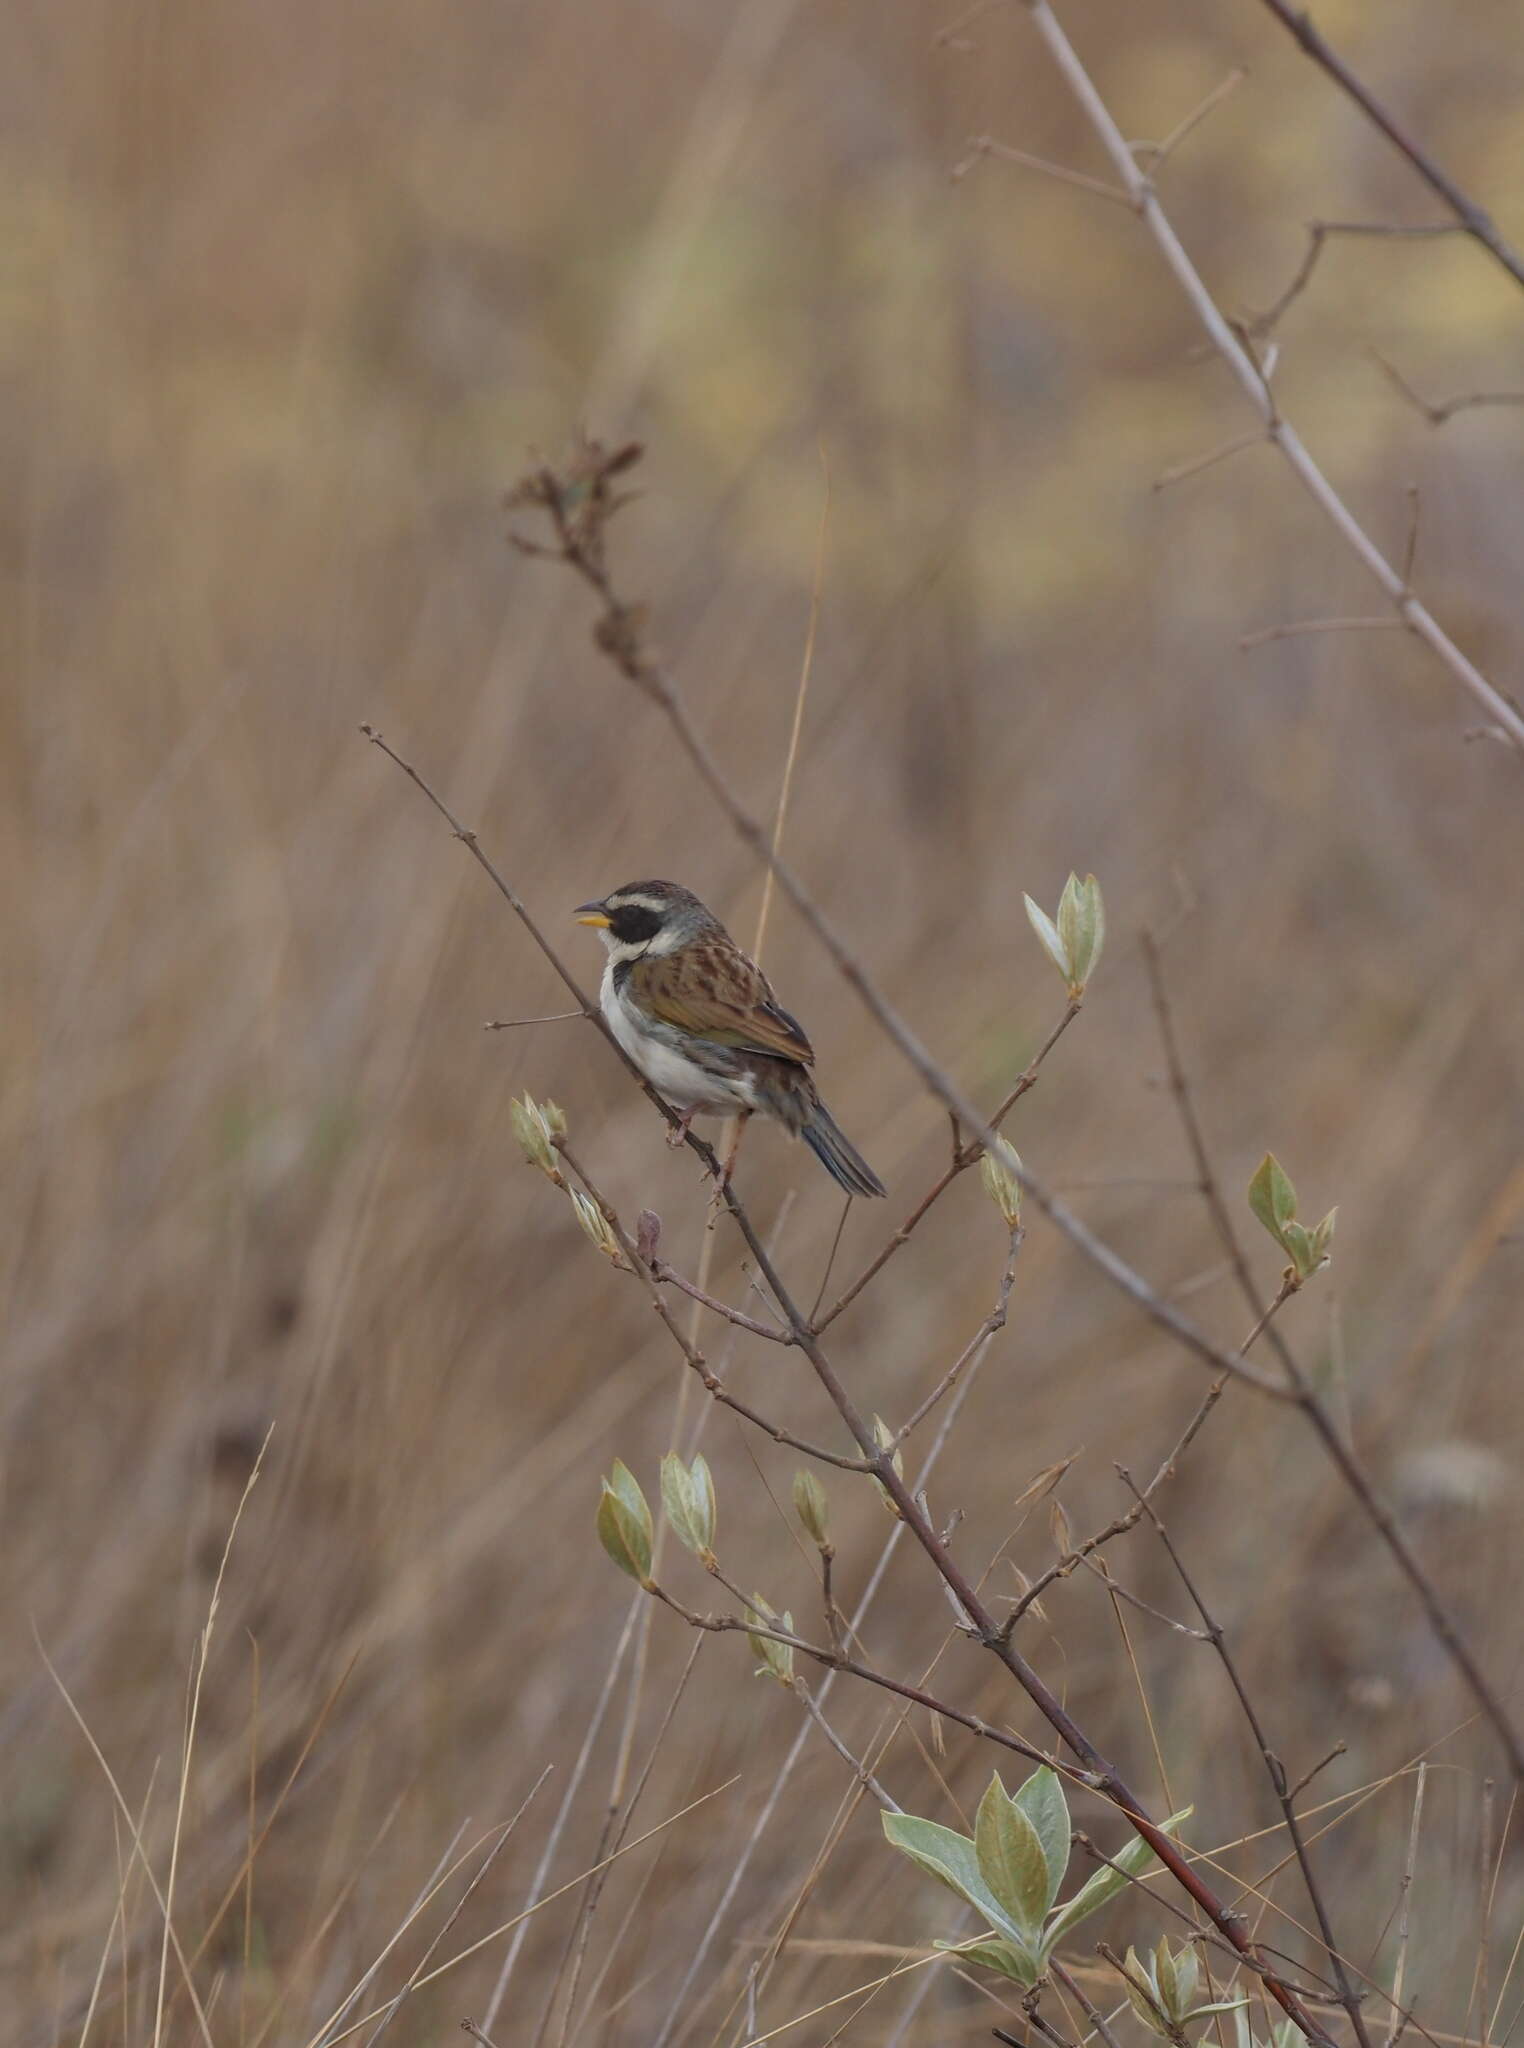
{"left": 5, "top": 0, "right": 1524, "bottom": 2040}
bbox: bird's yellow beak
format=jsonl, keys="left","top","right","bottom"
{"left": 573, "top": 902, "right": 612, "bottom": 928}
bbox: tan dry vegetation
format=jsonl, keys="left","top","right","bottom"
{"left": 4, "top": 1, "right": 1524, "bottom": 2043}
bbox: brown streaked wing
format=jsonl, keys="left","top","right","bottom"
{"left": 630, "top": 941, "right": 815, "bottom": 1066}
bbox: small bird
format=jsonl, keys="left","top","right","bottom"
{"left": 574, "top": 879, "right": 885, "bottom": 1198}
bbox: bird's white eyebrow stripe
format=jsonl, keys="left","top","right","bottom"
{"left": 606, "top": 894, "right": 670, "bottom": 916}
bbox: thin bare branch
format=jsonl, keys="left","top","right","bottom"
{"left": 892, "top": 1227, "right": 1022, "bottom": 1446}
{"left": 645, "top": 1586, "right": 1062, "bottom": 1776}
{"left": 1009, "top": 2, "right": 1524, "bottom": 751}
{"left": 555, "top": 1142, "right": 870, "bottom": 1472}
{"left": 1246, "top": 220, "right": 1461, "bottom": 337}
{"left": 1239, "top": 616, "right": 1403, "bottom": 651}
{"left": 955, "top": 135, "right": 1135, "bottom": 207}
{"left": 1122, "top": 1475, "right": 1373, "bottom": 2048}
{"left": 1000, "top": 1275, "right": 1297, "bottom": 1638}
{"left": 1051, "top": 1959, "right": 1129, "bottom": 2048}
{"left": 792, "top": 1681, "right": 901, "bottom": 1812}
{"left": 649, "top": 1260, "right": 790, "bottom": 1342}
{"left": 1153, "top": 432, "right": 1266, "bottom": 494}
{"left": 1290, "top": 1745, "right": 1348, "bottom": 1803}
{"left": 1132, "top": 68, "right": 1247, "bottom": 174}
{"left": 1251, "top": 0, "right": 1524, "bottom": 296}
{"left": 1371, "top": 350, "right": 1524, "bottom": 429}
{"left": 483, "top": 1011, "right": 584, "bottom": 1031}
{"left": 1142, "top": 932, "right": 1524, "bottom": 1781}
{"left": 1082, "top": 1556, "right": 1210, "bottom": 1640}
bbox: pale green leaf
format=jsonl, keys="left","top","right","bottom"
{"left": 1024, "top": 894, "right": 1071, "bottom": 982}
{"left": 689, "top": 1453, "right": 716, "bottom": 1552}
{"left": 975, "top": 1774, "right": 1050, "bottom": 1941}
{"left": 1311, "top": 1207, "right": 1338, "bottom": 1263}
{"left": 1248, "top": 1154, "right": 1298, "bottom": 1242}
{"left": 1041, "top": 1805, "right": 1193, "bottom": 1952}
{"left": 980, "top": 1141, "right": 1023, "bottom": 1228}
{"left": 1057, "top": 873, "right": 1105, "bottom": 990}
{"left": 1280, "top": 1220, "right": 1318, "bottom": 1280}
{"left": 660, "top": 1452, "right": 713, "bottom": 1558}
{"left": 597, "top": 1485, "right": 651, "bottom": 1583}
{"left": 606, "top": 1460, "right": 651, "bottom": 1539}
{"left": 1123, "top": 1947, "right": 1169, "bottom": 2038}
{"left": 660, "top": 1451, "right": 696, "bottom": 1548}
{"left": 793, "top": 1468, "right": 830, "bottom": 1548}
{"left": 1013, "top": 1766, "right": 1070, "bottom": 1912}
{"left": 1155, "top": 1938, "right": 1180, "bottom": 2018}
{"left": 933, "top": 1935, "right": 1038, "bottom": 1984}
{"left": 881, "top": 1811, "right": 1028, "bottom": 1950}
{"left": 745, "top": 1593, "right": 794, "bottom": 1682}
{"left": 510, "top": 1094, "right": 552, "bottom": 1171}
{"left": 1079, "top": 875, "right": 1105, "bottom": 985}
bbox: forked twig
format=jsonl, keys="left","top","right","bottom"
{"left": 1251, "top": 0, "right": 1524, "bottom": 296}
{"left": 997, "top": 3, "right": 1524, "bottom": 751}
{"left": 1121, "top": 1475, "right": 1373, "bottom": 2048}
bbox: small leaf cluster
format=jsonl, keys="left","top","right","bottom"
{"left": 980, "top": 1139, "right": 1023, "bottom": 1229}
{"left": 568, "top": 1188, "right": 627, "bottom": 1266}
{"left": 510, "top": 1093, "right": 567, "bottom": 1182}
{"left": 596, "top": 1459, "right": 654, "bottom": 1587}
{"left": 512, "top": 1095, "right": 629, "bottom": 1265}
{"left": 882, "top": 1764, "right": 1190, "bottom": 1989}
{"left": 793, "top": 1469, "right": 831, "bottom": 1550}
{"left": 660, "top": 1451, "right": 716, "bottom": 1568}
{"left": 1247, "top": 1153, "right": 1336, "bottom": 1282}
{"left": 599, "top": 1454, "right": 717, "bottom": 1584}
{"left": 1025, "top": 874, "right": 1105, "bottom": 1000}
{"left": 1119, "top": 1938, "right": 1246, "bottom": 2040}
{"left": 744, "top": 1592, "right": 795, "bottom": 1684}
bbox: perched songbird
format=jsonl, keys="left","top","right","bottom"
{"left": 574, "top": 880, "right": 885, "bottom": 1198}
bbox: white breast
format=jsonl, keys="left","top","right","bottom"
{"left": 600, "top": 961, "right": 753, "bottom": 1115}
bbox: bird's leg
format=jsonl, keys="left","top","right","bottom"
{"left": 710, "top": 1113, "right": 749, "bottom": 1202}
{"left": 665, "top": 1107, "right": 698, "bottom": 1149}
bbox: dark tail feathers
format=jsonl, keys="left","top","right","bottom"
{"left": 801, "top": 1101, "right": 886, "bottom": 1198}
